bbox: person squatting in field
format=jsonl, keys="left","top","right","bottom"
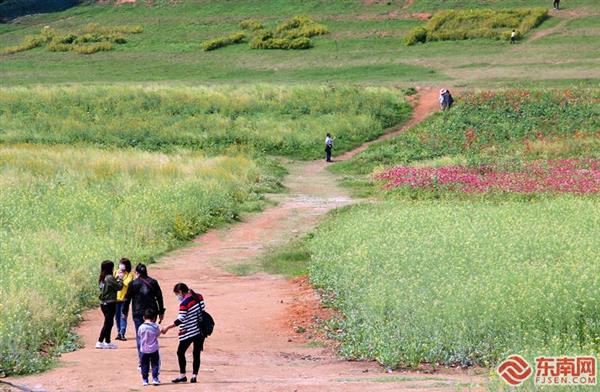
{"left": 325, "top": 133, "right": 333, "bottom": 162}
{"left": 161, "top": 283, "right": 206, "bottom": 384}
{"left": 114, "top": 258, "right": 133, "bottom": 341}
{"left": 138, "top": 309, "right": 162, "bottom": 386}
{"left": 123, "top": 263, "right": 165, "bottom": 362}
{"left": 96, "top": 260, "right": 123, "bottom": 349}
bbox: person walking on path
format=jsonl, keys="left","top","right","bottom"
{"left": 138, "top": 309, "right": 162, "bottom": 386}
{"left": 446, "top": 89, "right": 454, "bottom": 109}
{"left": 123, "top": 263, "right": 165, "bottom": 362}
{"left": 553, "top": 0, "right": 560, "bottom": 10}
{"left": 96, "top": 260, "right": 123, "bottom": 349}
{"left": 161, "top": 283, "right": 206, "bottom": 384}
{"left": 114, "top": 258, "right": 133, "bottom": 341}
{"left": 325, "top": 133, "right": 333, "bottom": 162}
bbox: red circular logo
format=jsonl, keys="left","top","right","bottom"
{"left": 498, "top": 355, "right": 533, "bottom": 386}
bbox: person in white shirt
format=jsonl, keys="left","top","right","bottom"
{"left": 325, "top": 133, "right": 333, "bottom": 162}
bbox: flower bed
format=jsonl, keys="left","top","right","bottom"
{"left": 376, "top": 159, "right": 600, "bottom": 194}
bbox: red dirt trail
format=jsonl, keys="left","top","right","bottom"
{"left": 7, "top": 88, "right": 485, "bottom": 392}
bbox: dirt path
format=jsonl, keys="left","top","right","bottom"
{"left": 9, "top": 88, "right": 485, "bottom": 392}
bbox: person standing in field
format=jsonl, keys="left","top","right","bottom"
{"left": 161, "top": 283, "right": 206, "bottom": 384}
{"left": 124, "top": 263, "right": 165, "bottom": 362}
{"left": 96, "top": 260, "right": 123, "bottom": 349}
{"left": 325, "top": 133, "right": 333, "bottom": 162}
{"left": 114, "top": 257, "right": 133, "bottom": 341}
{"left": 138, "top": 309, "right": 162, "bottom": 386}
{"left": 446, "top": 89, "right": 454, "bottom": 109}
{"left": 439, "top": 89, "right": 448, "bottom": 111}
{"left": 510, "top": 29, "right": 517, "bottom": 44}
{"left": 553, "top": 0, "right": 560, "bottom": 10}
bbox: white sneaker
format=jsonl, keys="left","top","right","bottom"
{"left": 95, "top": 342, "right": 104, "bottom": 349}
{"left": 105, "top": 342, "right": 118, "bottom": 349}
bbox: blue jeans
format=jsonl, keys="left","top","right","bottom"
{"left": 115, "top": 302, "right": 127, "bottom": 336}
{"left": 140, "top": 351, "right": 160, "bottom": 381}
{"left": 133, "top": 315, "right": 144, "bottom": 361}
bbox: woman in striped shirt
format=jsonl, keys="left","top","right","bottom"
{"left": 161, "top": 282, "right": 205, "bottom": 384}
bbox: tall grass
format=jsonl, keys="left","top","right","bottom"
{"left": 309, "top": 199, "right": 600, "bottom": 375}
{"left": 0, "top": 145, "right": 280, "bottom": 374}
{"left": 0, "top": 85, "right": 410, "bottom": 160}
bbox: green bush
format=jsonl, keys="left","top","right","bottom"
{"left": 405, "top": 8, "right": 548, "bottom": 45}
{"left": 239, "top": 18, "right": 264, "bottom": 31}
{"left": 72, "top": 41, "right": 114, "bottom": 54}
{"left": 202, "top": 32, "right": 246, "bottom": 51}
{"left": 2, "top": 23, "right": 141, "bottom": 55}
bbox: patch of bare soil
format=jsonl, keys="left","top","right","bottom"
{"left": 9, "top": 88, "right": 485, "bottom": 392}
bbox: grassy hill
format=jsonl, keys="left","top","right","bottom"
{"left": 1, "top": 0, "right": 599, "bottom": 86}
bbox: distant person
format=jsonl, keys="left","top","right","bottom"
{"left": 325, "top": 133, "right": 333, "bottom": 162}
{"left": 439, "top": 89, "right": 448, "bottom": 111}
{"left": 446, "top": 89, "right": 454, "bottom": 109}
{"left": 553, "top": 0, "right": 560, "bottom": 10}
{"left": 114, "top": 257, "right": 133, "bottom": 341}
{"left": 510, "top": 29, "right": 517, "bottom": 44}
{"left": 96, "top": 260, "right": 123, "bottom": 349}
{"left": 161, "top": 283, "right": 206, "bottom": 384}
{"left": 138, "top": 309, "right": 161, "bottom": 386}
{"left": 124, "top": 263, "right": 165, "bottom": 363}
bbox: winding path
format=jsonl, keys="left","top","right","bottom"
{"left": 8, "top": 88, "right": 485, "bottom": 392}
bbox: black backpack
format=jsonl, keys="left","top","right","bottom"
{"left": 199, "top": 310, "right": 215, "bottom": 337}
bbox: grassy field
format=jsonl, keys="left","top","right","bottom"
{"left": 0, "top": 85, "right": 409, "bottom": 159}
{"left": 309, "top": 199, "right": 600, "bottom": 372}
{"left": 0, "top": 145, "right": 281, "bottom": 374}
{"left": 0, "top": 0, "right": 599, "bottom": 86}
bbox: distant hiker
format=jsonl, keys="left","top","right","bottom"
{"left": 439, "top": 89, "right": 448, "bottom": 111}
{"left": 510, "top": 29, "right": 517, "bottom": 44}
{"left": 124, "top": 263, "right": 165, "bottom": 362}
{"left": 138, "top": 309, "right": 161, "bottom": 386}
{"left": 161, "top": 283, "right": 206, "bottom": 384}
{"left": 325, "top": 133, "right": 333, "bottom": 162}
{"left": 115, "top": 257, "right": 133, "bottom": 341}
{"left": 96, "top": 260, "right": 123, "bottom": 349}
{"left": 553, "top": 0, "right": 560, "bottom": 10}
{"left": 446, "top": 89, "right": 455, "bottom": 109}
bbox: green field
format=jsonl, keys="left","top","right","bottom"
{"left": 0, "top": 85, "right": 409, "bottom": 159}
{"left": 1, "top": 0, "right": 599, "bottom": 86}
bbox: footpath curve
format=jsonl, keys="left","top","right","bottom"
{"left": 10, "top": 88, "right": 485, "bottom": 392}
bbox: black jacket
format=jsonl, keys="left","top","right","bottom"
{"left": 123, "top": 276, "right": 165, "bottom": 318}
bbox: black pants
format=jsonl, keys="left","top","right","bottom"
{"left": 554, "top": 0, "right": 560, "bottom": 9}
{"left": 177, "top": 334, "right": 204, "bottom": 375}
{"left": 325, "top": 146, "right": 332, "bottom": 162}
{"left": 140, "top": 351, "right": 160, "bottom": 381}
{"left": 99, "top": 302, "right": 116, "bottom": 343}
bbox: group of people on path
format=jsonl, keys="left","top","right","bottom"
{"left": 97, "top": 259, "right": 206, "bottom": 386}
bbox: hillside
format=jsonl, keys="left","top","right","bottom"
{"left": 1, "top": 0, "right": 599, "bottom": 86}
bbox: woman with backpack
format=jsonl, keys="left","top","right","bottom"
{"left": 96, "top": 260, "right": 123, "bottom": 349}
{"left": 161, "top": 283, "right": 206, "bottom": 384}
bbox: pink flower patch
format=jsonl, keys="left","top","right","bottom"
{"left": 376, "top": 159, "right": 600, "bottom": 194}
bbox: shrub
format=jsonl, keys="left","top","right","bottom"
{"left": 202, "top": 32, "right": 246, "bottom": 51}
{"left": 72, "top": 41, "right": 114, "bottom": 54}
{"left": 2, "top": 34, "right": 45, "bottom": 54}
{"left": 2, "top": 24, "right": 141, "bottom": 55}
{"left": 405, "top": 8, "right": 548, "bottom": 45}
{"left": 239, "top": 18, "right": 264, "bottom": 31}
